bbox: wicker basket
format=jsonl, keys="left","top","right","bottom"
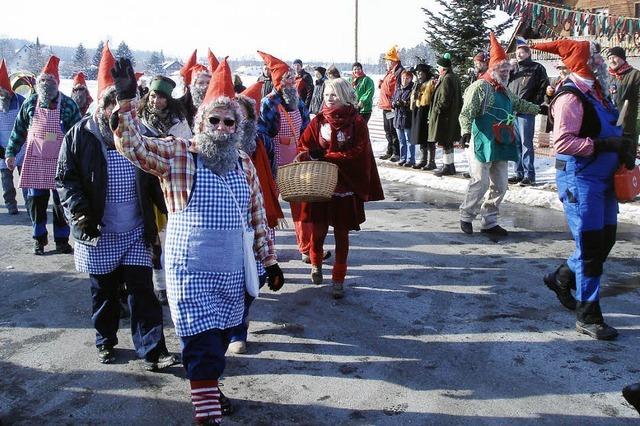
{"left": 277, "top": 161, "right": 338, "bottom": 202}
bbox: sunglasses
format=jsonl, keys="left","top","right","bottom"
{"left": 208, "top": 116, "right": 236, "bottom": 127}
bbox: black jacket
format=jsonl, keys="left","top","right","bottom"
{"left": 508, "top": 57, "right": 549, "bottom": 106}
{"left": 391, "top": 81, "right": 414, "bottom": 129}
{"left": 310, "top": 77, "right": 326, "bottom": 115}
{"left": 56, "top": 116, "right": 167, "bottom": 246}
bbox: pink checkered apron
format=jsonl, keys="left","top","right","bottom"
{"left": 19, "top": 96, "right": 64, "bottom": 190}
{"left": 275, "top": 105, "right": 302, "bottom": 167}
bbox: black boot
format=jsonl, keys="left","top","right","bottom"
{"left": 575, "top": 301, "right": 617, "bottom": 340}
{"left": 623, "top": 383, "right": 640, "bottom": 414}
{"left": 543, "top": 264, "right": 576, "bottom": 310}
{"left": 433, "top": 163, "right": 456, "bottom": 177}
{"left": 414, "top": 145, "right": 428, "bottom": 169}
{"left": 422, "top": 143, "right": 437, "bottom": 170}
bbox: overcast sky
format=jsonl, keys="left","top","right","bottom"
{"left": 2, "top": 0, "right": 443, "bottom": 63}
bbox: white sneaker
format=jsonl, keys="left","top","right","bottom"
{"left": 228, "top": 341, "right": 247, "bottom": 354}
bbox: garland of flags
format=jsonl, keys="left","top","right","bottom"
{"left": 490, "top": 0, "right": 640, "bottom": 43}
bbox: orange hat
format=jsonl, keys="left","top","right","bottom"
{"left": 383, "top": 45, "right": 400, "bottom": 62}
{"left": 488, "top": 32, "right": 508, "bottom": 70}
{"left": 41, "top": 55, "right": 60, "bottom": 83}
{"left": 97, "top": 41, "right": 116, "bottom": 99}
{"left": 202, "top": 57, "right": 235, "bottom": 106}
{"left": 241, "top": 81, "right": 265, "bottom": 115}
{"left": 73, "top": 72, "right": 87, "bottom": 87}
{"left": 532, "top": 39, "right": 592, "bottom": 78}
{"left": 0, "top": 59, "right": 13, "bottom": 94}
{"left": 135, "top": 72, "right": 144, "bottom": 81}
{"left": 180, "top": 49, "right": 198, "bottom": 86}
{"left": 208, "top": 49, "right": 220, "bottom": 74}
{"left": 257, "top": 50, "right": 290, "bottom": 91}
{"left": 189, "top": 64, "right": 210, "bottom": 83}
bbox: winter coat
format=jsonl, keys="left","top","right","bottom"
{"left": 140, "top": 116, "right": 193, "bottom": 139}
{"left": 508, "top": 57, "right": 549, "bottom": 106}
{"left": 410, "top": 80, "right": 435, "bottom": 145}
{"left": 391, "top": 81, "right": 414, "bottom": 129}
{"left": 310, "top": 77, "right": 326, "bottom": 115}
{"left": 177, "top": 90, "right": 197, "bottom": 129}
{"left": 258, "top": 74, "right": 274, "bottom": 98}
{"left": 428, "top": 70, "right": 462, "bottom": 145}
{"left": 378, "top": 63, "right": 404, "bottom": 111}
{"left": 295, "top": 70, "right": 315, "bottom": 109}
{"left": 351, "top": 75, "right": 375, "bottom": 114}
{"left": 55, "top": 116, "right": 167, "bottom": 246}
{"left": 611, "top": 66, "right": 640, "bottom": 137}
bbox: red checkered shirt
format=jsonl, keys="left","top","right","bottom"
{"left": 113, "top": 100, "right": 276, "bottom": 266}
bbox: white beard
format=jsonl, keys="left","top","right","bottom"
{"left": 195, "top": 129, "right": 242, "bottom": 176}
{"left": 238, "top": 120, "right": 258, "bottom": 155}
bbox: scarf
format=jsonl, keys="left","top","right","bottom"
{"left": 141, "top": 106, "right": 173, "bottom": 137}
{"left": 480, "top": 73, "right": 506, "bottom": 93}
{"left": 608, "top": 62, "right": 633, "bottom": 80}
{"left": 320, "top": 104, "right": 357, "bottom": 150}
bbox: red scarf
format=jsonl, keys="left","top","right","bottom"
{"left": 608, "top": 62, "right": 633, "bottom": 80}
{"left": 320, "top": 104, "right": 357, "bottom": 149}
{"left": 480, "top": 73, "right": 506, "bottom": 93}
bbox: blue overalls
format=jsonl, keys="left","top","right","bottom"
{"left": 555, "top": 84, "right": 621, "bottom": 324}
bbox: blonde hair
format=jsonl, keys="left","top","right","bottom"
{"left": 324, "top": 78, "right": 357, "bottom": 107}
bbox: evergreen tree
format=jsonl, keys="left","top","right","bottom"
{"left": 26, "top": 37, "right": 45, "bottom": 74}
{"left": 423, "top": 0, "right": 513, "bottom": 86}
{"left": 0, "top": 39, "right": 15, "bottom": 63}
{"left": 115, "top": 41, "right": 136, "bottom": 67}
{"left": 87, "top": 40, "right": 105, "bottom": 79}
{"left": 73, "top": 43, "right": 89, "bottom": 72}
{"left": 146, "top": 51, "right": 163, "bottom": 75}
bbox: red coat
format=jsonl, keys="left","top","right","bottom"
{"left": 252, "top": 138, "right": 284, "bottom": 228}
{"left": 293, "top": 109, "right": 384, "bottom": 230}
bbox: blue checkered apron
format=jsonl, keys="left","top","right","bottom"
{"left": 0, "top": 104, "right": 24, "bottom": 169}
{"left": 165, "top": 156, "right": 250, "bottom": 337}
{"left": 74, "top": 150, "right": 152, "bottom": 274}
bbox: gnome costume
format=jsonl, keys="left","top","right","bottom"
{"left": 5, "top": 55, "right": 81, "bottom": 254}
{"left": 71, "top": 71, "right": 93, "bottom": 116}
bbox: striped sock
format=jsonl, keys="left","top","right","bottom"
{"left": 190, "top": 379, "right": 222, "bottom": 424}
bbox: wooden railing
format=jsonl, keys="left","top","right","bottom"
{"left": 529, "top": 35, "right": 640, "bottom": 60}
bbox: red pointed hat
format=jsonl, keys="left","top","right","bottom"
{"left": 488, "top": 32, "right": 508, "bottom": 70}
{"left": 257, "top": 50, "right": 290, "bottom": 91}
{"left": 0, "top": 59, "right": 12, "bottom": 94}
{"left": 135, "top": 72, "right": 144, "bottom": 81}
{"left": 189, "top": 63, "right": 210, "bottom": 83}
{"left": 532, "top": 39, "right": 592, "bottom": 78}
{"left": 41, "top": 55, "right": 60, "bottom": 83}
{"left": 208, "top": 49, "right": 220, "bottom": 74}
{"left": 97, "top": 41, "right": 116, "bottom": 99}
{"left": 73, "top": 72, "right": 87, "bottom": 87}
{"left": 180, "top": 49, "right": 198, "bottom": 86}
{"left": 202, "top": 57, "right": 235, "bottom": 106}
{"left": 241, "top": 81, "right": 265, "bottom": 115}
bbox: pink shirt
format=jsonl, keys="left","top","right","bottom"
{"left": 550, "top": 76, "right": 595, "bottom": 157}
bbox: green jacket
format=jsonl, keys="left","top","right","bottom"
{"left": 350, "top": 75, "right": 375, "bottom": 114}
{"left": 612, "top": 66, "right": 640, "bottom": 137}
{"left": 428, "top": 70, "right": 462, "bottom": 144}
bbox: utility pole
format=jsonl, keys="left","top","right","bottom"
{"left": 355, "top": 0, "right": 359, "bottom": 62}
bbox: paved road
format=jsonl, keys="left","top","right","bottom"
{"left": 1, "top": 180, "right": 639, "bottom": 425}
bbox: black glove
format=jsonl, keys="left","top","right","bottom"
{"left": 110, "top": 58, "right": 137, "bottom": 101}
{"left": 266, "top": 263, "right": 285, "bottom": 291}
{"left": 538, "top": 104, "right": 549, "bottom": 116}
{"left": 594, "top": 136, "right": 636, "bottom": 170}
{"left": 75, "top": 214, "right": 101, "bottom": 239}
{"left": 309, "top": 148, "right": 325, "bottom": 160}
{"left": 459, "top": 133, "right": 471, "bottom": 148}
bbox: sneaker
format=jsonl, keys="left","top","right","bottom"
{"left": 389, "top": 155, "right": 400, "bottom": 162}
{"left": 480, "top": 225, "right": 508, "bottom": 237}
{"left": 413, "top": 161, "right": 428, "bottom": 169}
{"left": 543, "top": 273, "right": 576, "bottom": 310}
{"left": 422, "top": 161, "right": 437, "bottom": 171}
{"left": 397, "top": 160, "right": 406, "bottom": 166}
{"left": 155, "top": 290, "right": 168, "bottom": 305}
{"left": 311, "top": 266, "right": 323, "bottom": 285}
{"left": 379, "top": 153, "right": 392, "bottom": 160}
{"left": 33, "top": 240, "right": 45, "bottom": 255}
{"left": 576, "top": 321, "right": 618, "bottom": 340}
{"left": 403, "top": 162, "right": 415, "bottom": 168}
{"left": 55, "top": 242, "right": 73, "bottom": 254}
{"left": 519, "top": 177, "right": 535, "bottom": 187}
{"left": 508, "top": 176, "right": 523, "bottom": 184}
{"left": 144, "top": 351, "right": 180, "bottom": 371}
{"left": 622, "top": 383, "right": 640, "bottom": 414}
{"left": 460, "top": 220, "right": 473, "bottom": 235}
{"left": 219, "top": 389, "right": 234, "bottom": 416}
{"left": 332, "top": 282, "right": 344, "bottom": 299}
{"left": 97, "top": 344, "right": 116, "bottom": 364}
{"left": 228, "top": 340, "right": 247, "bottom": 354}
{"left": 301, "top": 250, "right": 331, "bottom": 264}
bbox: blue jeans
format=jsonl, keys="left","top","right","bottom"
{"left": 515, "top": 114, "right": 536, "bottom": 181}
{"left": 396, "top": 127, "right": 415, "bottom": 164}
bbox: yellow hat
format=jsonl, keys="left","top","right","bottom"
{"left": 384, "top": 45, "right": 400, "bottom": 62}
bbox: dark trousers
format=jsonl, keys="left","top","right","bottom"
{"left": 1, "top": 168, "right": 17, "bottom": 209}
{"left": 181, "top": 328, "right": 231, "bottom": 381}
{"left": 360, "top": 112, "right": 371, "bottom": 123}
{"left": 26, "top": 188, "right": 69, "bottom": 243}
{"left": 229, "top": 273, "right": 268, "bottom": 343}
{"left": 90, "top": 265, "right": 167, "bottom": 359}
{"left": 382, "top": 110, "right": 399, "bottom": 156}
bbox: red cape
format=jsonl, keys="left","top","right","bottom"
{"left": 298, "top": 113, "right": 384, "bottom": 203}
{"left": 252, "top": 138, "right": 284, "bottom": 228}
